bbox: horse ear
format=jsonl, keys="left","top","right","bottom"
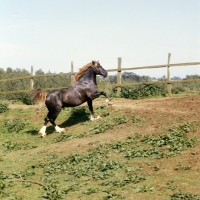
{"left": 92, "top": 60, "right": 95, "bottom": 65}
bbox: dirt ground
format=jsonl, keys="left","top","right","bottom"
{"left": 96, "top": 95, "right": 200, "bottom": 136}
{"left": 17, "top": 95, "right": 199, "bottom": 156}
{"left": 9, "top": 95, "right": 200, "bottom": 143}
{"left": 9, "top": 95, "right": 200, "bottom": 115}
{"left": 112, "top": 96, "right": 200, "bottom": 129}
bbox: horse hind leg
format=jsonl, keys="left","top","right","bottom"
{"left": 39, "top": 111, "right": 65, "bottom": 138}
{"left": 55, "top": 125, "right": 65, "bottom": 133}
{"left": 48, "top": 110, "right": 65, "bottom": 133}
{"left": 38, "top": 116, "right": 49, "bottom": 138}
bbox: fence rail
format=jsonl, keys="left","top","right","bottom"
{"left": 107, "top": 62, "right": 200, "bottom": 72}
{"left": 0, "top": 53, "right": 200, "bottom": 96}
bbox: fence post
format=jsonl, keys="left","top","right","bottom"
{"left": 30, "top": 65, "right": 34, "bottom": 90}
{"left": 117, "top": 57, "right": 122, "bottom": 96}
{"left": 71, "top": 61, "right": 75, "bottom": 85}
{"left": 167, "top": 53, "right": 171, "bottom": 96}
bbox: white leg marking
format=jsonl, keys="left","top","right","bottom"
{"left": 55, "top": 125, "right": 65, "bottom": 133}
{"left": 90, "top": 115, "right": 95, "bottom": 121}
{"left": 90, "top": 115, "right": 101, "bottom": 121}
{"left": 39, "top": 126, "right": 47, "bottom": 137}
{"left": 106, "top": 98, "right": 112, "bottom": 105}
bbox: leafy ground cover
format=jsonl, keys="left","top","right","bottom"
{"left": 0, "top": 96, "right": 200, "bottom": 200}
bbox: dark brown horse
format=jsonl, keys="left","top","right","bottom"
{"left": 31, "top": 61, "right": 111, "bottom": 137}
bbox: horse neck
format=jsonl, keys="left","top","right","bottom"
{"left": 79, "top": 67, "right": 97, "bottom": 84}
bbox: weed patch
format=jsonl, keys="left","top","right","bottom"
{"left": 4, "top": 119, "right": 28, "bottom": 133}
{"left": 0, "top": 101, "right": 9, "bottom": 113}
{"left": 171, "top": 193, "right": 200, "bottom": 200}
{"left": 1, "top": 140, "right": 37, "bottom": 152}
{"left": 124, "top": 124, "right": 197, "bottom": 159}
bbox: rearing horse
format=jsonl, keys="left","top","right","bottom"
{"left": 31, "top": 61, "right": 111, "bottom": 137}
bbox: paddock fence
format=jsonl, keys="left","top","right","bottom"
{"left": 0, "top": 53, "right": 200, "bottom": 96}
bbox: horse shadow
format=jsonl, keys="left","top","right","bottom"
{"left": 26, "top": 130, "right": 39, "bottom": 135}
{"left": 59, "top": 106, "right": 89, "bottom": 128}
{"left": 26, "top": 107, "right": 89, "bottom": 136}
{"left": 43, "top": 106, "right": 89, "bottom": 134}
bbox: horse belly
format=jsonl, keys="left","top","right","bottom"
{"left": 62, "top": 93, "right": 87, "bottom": 107}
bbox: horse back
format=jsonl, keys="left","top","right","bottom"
{"left": 45, "top": 87, "right": 86, "bottom": 108}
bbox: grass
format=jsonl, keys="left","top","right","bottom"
{"left": 0, "top": 99, "right": 200, "bottom": 200}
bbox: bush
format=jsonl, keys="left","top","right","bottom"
{"left": 112, "top": 84, "right": 166, "bottom": 99}
{"left": 171, "top": 85, "right": 185, "bottom": 94}
{"left": 15, "top": 93, "right": 33, "bottom": 105}
{"left": 0, "top": 93, "right": 32, "bottom": 105}
{"left": 4, "top": 119, "right": 27, "bottom": 133}
{"left": 0, "top": 101, "right": 9, "bottom": 113}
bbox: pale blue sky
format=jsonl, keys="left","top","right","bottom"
{"left": 0, "top": 0, "right": 199, "bottom": 78}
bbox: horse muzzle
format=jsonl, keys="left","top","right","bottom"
{"left": 103, "top": 71, "right": 108, "bottom": 78}
{"left": 99, "top": 67, "right": 108, "bottom": 78}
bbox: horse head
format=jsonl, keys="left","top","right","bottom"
{"left": 92, "top": 60, "right": 108, "bottom": 78}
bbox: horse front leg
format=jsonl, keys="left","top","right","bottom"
{"left": 94, "top": 91, "right": 112, "bottom": 105}
{"left": 87, "top": 99, "right": 101, "bottom": 121}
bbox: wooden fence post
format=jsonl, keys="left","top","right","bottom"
{"left": 71, "top": 61, "right": 75, "bottom": 85}
{"left": 167, "top": 53, "right": 171, "bottom": 96}
{"left": 117, "top": 57, "right": 122, "bottom": 96}
{"left": 30, "top": 65, "right": 34, "bottom": 90}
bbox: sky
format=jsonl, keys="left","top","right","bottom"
{"left": 0, "top": 0, "right": 200, "bottom": 78}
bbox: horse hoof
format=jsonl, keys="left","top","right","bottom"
{"left": 106, "top": 98, "right": 110, "bottom": 103}
{"left": 57, "top": 129, "right": 65, "bottom": 133}
{"left": 40, "top": 134, "right": 47, "bottom": 138}
{"left": 55, "top": 126, "right": 65, "bottom": 133}
{"left": 106, "top": 99, "right": 112, "bottom": 105}
{"left": 38, "top": 131, "right": 46, "bottom": 136}
{"left": 90, "top": 116, "right": 101, "bottom": 121}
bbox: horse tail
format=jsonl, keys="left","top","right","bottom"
{"left": 31, "top": 89, "right": 47, "bottom": 103}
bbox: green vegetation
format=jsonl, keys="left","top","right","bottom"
{"left": 119, "top": 84, "right": 166, "bottom": 99}
{"left": 0, "top": 67, "right": 71, "bottom": 102}
{"left": 0, "top": 101, "right": 199, "bottom": 200}
{"left": 1, "top": 68, "right": 200, "bottom": 103}
{"left": 0, "top": 101, "right": 8, "bottom": 113}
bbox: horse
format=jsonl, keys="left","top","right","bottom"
{"left": 31, "top": 60, "right": 111, "bottom": 137}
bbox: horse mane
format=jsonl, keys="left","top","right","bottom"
{"left": 74, "top": 61, "right": 98, "bottom": 83}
